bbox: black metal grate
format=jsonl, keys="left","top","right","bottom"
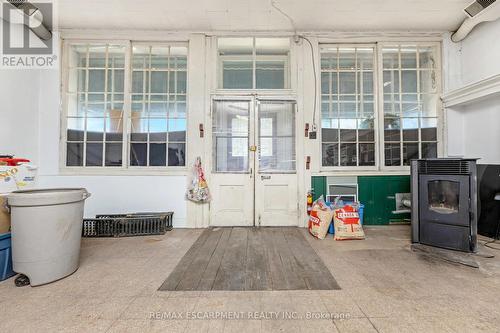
{"left": 417, "top": 159, "right": 471, "bottom": 175}
{"left": 83, "top": 212, "right": 173, "bottom": 237}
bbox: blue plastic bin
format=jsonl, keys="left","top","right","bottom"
{"left": 328, "top": 203, "right": 364, "bottom": 234}
{"left": 0, "top": 232, "right": 15, "bottom": 281}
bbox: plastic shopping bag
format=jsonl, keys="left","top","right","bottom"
{"left": 308, "top": 195, "right": 334, "bottom": 239}
{"left": 186, "top": 157, "right": 211, "bottom": 203}
{"left": 333, "top": 203, "right": 365, "bottom": 240}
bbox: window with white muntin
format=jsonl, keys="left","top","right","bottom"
{"left": 320, "top": 43, "right": 441, "bottom": 169}
{"left": 321, "top": 46, "right": 376, "bottom": 168}
{"left": 65, "top": 44, "right": 126, "bottom": 167}
{"left": 382, "top": 45, "right": 439, "bottom": 167}
{"left": 63, "top": 41, "right": 188, "bottom": 169}
{"left": 217, "top": 37, "right": 291, "bottom": 90}
{"left": 130, "top": 45, "right": 187, "bottom": 167}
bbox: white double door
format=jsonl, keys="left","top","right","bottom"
{"left": 209, "top": 97, "right": 298, "bottom": 227}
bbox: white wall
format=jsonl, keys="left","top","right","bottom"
{"left": 461, "top": 97, "right": 500, "bottom": 164}
{"left": 0, "top": 22, "right": 42, "bottom": 163}
{"left": 4, "top": 19, "right": 497, "bottom": 226}
{"left": 0, "top": 69, "right": 41, "bottom": 161}
{"left": 443, "top": 19, "right": 500, "bottom": 164}
{"left": 0, "top": 29, "right": 206, "bottom": 227}
{"left": 29, "top": 35, "right": 215, "bottom": 226}
{"left": 32, "top": 50, "right": 188, "bottom": 225}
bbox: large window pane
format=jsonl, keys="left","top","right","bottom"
{"left": 66, "top": 42, "right": 187, "bottom": 169}
{"left": 321, "top": 46, "right": 376, "bottom": 167}
{"left": 66, "top": 43, "right": 125, "bottom": 167}
{"left": 382, "top": 44, "right": 439, "bottom": 166}
{"left": 130, "top": 44, "right": 188, "bottom": 167}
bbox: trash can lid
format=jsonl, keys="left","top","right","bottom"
{"left": 7, "top": 188, "right": 90, "bottom": 207}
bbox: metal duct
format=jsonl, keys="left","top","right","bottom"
{"left": 3, "top": 0, "right": 52, "bottom": 41}
{"left": 452, "top": 0, "right": 500, "bottom": 42}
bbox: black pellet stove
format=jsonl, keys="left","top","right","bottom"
{"left": 411, "top": 158, "right": 478, "bottom": 252}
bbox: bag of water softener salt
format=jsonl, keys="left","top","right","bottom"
{"left": 333, "top": 203, "right": 365, "bottom": 240}
{"left": 308, "top": 196, "right": 334, "bottom": 239}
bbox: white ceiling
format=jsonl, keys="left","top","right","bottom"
{"left": 56, "top": 0, "right": 471, "bottom": 32}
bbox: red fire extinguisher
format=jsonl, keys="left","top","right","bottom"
{"left": 307, "top": 190, "right": 314, "bottom": 216}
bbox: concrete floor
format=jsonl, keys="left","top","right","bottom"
{"left": 1, "top": 225, "right": 500, "bottom": 332}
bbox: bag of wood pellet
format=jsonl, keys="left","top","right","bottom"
{"left": 333, "top": 203, "right": 365, "bottom": 241}
{"left": 308, "top": 196, "right": 334, "bottom": 240}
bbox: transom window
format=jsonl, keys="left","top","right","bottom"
{"left": 63, "top": 41, "right": 188, "bottom": 168}
{"left": 218, "top": 37, "right": 290, "bottom": 90}
{"left": 320, "top": 43, "right": 441, "bottom": 169}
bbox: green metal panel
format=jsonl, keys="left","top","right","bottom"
{"left": 310, "top": 175, "right": 410, "bottom": 225}
{"left": 311, "top": 176, "right": 327, "bottom": 201}
{"left": 358, "top": 176, "right": 411, "bottom": 225}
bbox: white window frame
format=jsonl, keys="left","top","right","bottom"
{"left": 319, "top": 43, "right": 379, "bottom": 172}
{"left": 216, "top": 36, "right": 292, "bottom": 92}
{"left": 326, "top": 176, "right": 359, "bottom": 203}
{"left": 60, "top": 39, "right": 189, "bottom": 174}
{"left": 326, "top": 184, "right": 358, "bottom": 203}
{"left": 377, "top": 42, "right": 443, "bottom": 171}
{"left": 319, "top": 42, "right": 443, "bottom": 173}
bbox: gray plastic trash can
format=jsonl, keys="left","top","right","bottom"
{"left": 7, "top": 188, "right": 91, "bottom": 286}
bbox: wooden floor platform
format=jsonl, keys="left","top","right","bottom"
{"left": 159, "top": 227, "right": 340, "bottom": 291}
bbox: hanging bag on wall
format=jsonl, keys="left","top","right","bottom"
{"left": 186, "top": 157, "right": 211, "bottom": 203}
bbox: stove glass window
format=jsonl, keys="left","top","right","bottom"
{"left": 427, "top": 180, "right": 459, "bottom": 214}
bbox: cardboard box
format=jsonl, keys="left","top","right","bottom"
{"left": 0, "top": 168, "right": 18, "bottom": 193}
{"left": 0, "top": 164, "right": 37, "bottom": 193}
{"left": 0, "top": 195, "right": 9, "bottom": 234}
{"left": 0, "top": 164, "right": 37, "bottom": 234}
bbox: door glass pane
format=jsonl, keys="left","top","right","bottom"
{"left": 212, "top": 100, "right": 250, "bottom": 172}
{"left": 258, "top": 101, "right": 295, "bottom": 172}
